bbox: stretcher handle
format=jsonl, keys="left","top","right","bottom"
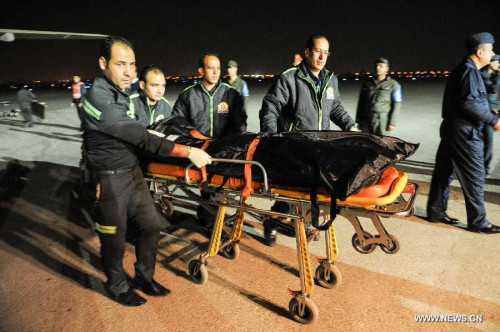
{"left": 184, "top": 158, "right": 269, "bottom": 193}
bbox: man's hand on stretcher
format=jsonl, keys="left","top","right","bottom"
{"left": 169, "top": 143, "right": 212, "bottom": 168}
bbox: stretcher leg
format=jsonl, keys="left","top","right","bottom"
{"left": 220, "top": 198, "right": 246, "bottom": 260}
{"left": 343, "top": 210, "right": 400, "bottom": 254}
{"left": 314, "top": 221, "right": 342, "bottom": 288}
{"left": 287, "top": 219, "right": 318, "bottom": 324}
{"left": 188, "top": 203, "right": 227, "bottom": 284}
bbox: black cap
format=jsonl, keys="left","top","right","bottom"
{"left": 375, "top": 57, "right": 389, "bottom": 66}
{"left": 465, "top": 32, "right": 495, "bottom": 52}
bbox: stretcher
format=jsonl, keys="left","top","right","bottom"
{"left": 146, "top": 158, "right": 418, "bottom": 324}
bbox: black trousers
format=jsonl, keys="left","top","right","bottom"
{"left": 427, "top": 123, "right": 489, "bottom": 228}
{"left": 90, "top": 166, "right": 161, "bottom": 296}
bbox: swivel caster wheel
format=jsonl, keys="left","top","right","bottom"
{"left": 188, "top": 259, "right": 208, "bottom": 284}
{"left": 352, "top": 231, "right": 376, "bottom": 254}
{"left": 288, "top": 297, "right": 318, "bottom": 324}
{"left": 221, "top": 243, "right": 240, "bottom": 260}
{"left": 315, "top": 263, "right": 342, "bottom": 289}
{"left": 380, "top": 234, "right": 400, "bottom": 254}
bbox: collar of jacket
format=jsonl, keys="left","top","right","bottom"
{"left": 198, "top": 80, "right": 222, "bottom": 96}
{"left": 464, "top": 57, "right": 482, "bottom": 71}
{"left": 100, "top": 74, "right": 130, "bottom": 97}
{"left": 297, "top": 62, "right": 332, "bottom": 88}
{"left": 371, "top": 75, "right": 393, "bottom": 84}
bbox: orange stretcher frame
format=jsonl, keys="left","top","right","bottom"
{"left": 146, "top": 161, "right": 418, "bottom": 324}
{"left": 148, "top": 162, "right": 408, "bottom": 209}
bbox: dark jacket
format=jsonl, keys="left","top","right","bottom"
{"left": 355, "top": 76, "right": 402, "bottom": 126}
{"left": 442, "top": 58, "right": 498, "bottom": 129}
{"left": 17, "top": 89, "right": 36, "bottom": 109}
{"left": 480, "top": 68, "right": 500, "bottom": 110}
{"left": 129, "top": 91, "right": 172, "bottom": 127}
{"left": 82, "top": 75, "right": 174, "bottom": 170}
{"left": 259, "top": 62, "right": 355, "bottom": 133}
{"left": 172, "top": 81, "right": 246, "bottom": 138}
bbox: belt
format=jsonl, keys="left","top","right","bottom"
{"left": 92, "top": 168, "right": 134, "bottom": 175}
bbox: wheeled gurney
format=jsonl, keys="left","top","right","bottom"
{"left": 146, "top": 158, "right": 418, "bottom": 324}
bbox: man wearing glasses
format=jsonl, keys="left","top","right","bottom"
{"left": 259, "top": 35, "right": 356, "bottom": 246}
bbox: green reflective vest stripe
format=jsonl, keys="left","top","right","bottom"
{"left": 95, "top": 222, "right": 117, "bottom": 234}
{"left": 83, "top": 99, "right": 102, "bottom": 120}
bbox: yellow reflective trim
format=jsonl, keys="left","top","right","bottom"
{"left": 95, "top": 223, "right": 117, "bottom": 234}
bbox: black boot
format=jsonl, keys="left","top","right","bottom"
{"left": 263, "top": 218, "right": 277, "bottom": 246}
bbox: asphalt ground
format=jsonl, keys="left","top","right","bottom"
{"left": 0, "top": 80, "right": 499, "bottom": 331}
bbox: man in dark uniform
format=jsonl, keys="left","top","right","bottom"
{"left": 427, "top": 32, "right": 500, "bottom": 234}
{"left": 17, "top": 86, "right": 36, "bottom": 128}
{"left": 82, "top": 36, "right": 212, "bottom": 306}
{"left": 356, "top": 57, "right": 402, "bottom": 135}
{"left": 226, "top": 60, "right": 250, "bottom": 113}
{"left": 172, "top": 54, "right": 247, "bottom": 138}
{"left": 259, "top": 35, "right": 357, "bottom": 245}
{"left": 480, "top": 54, "right": 500, "bottom": 174}
{"left": 129, "top": 64, "right": 172, "bottom": 128}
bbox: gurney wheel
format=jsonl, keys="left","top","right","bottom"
{"left": 408, "top": 206, "right": 416, "bottom": 217}
{"left": 188, "top": 260, "right": 208, "bottom": 284}
{"left": 160, "top": 197, "right": 174, "bottom": 216}
{"left": 221, "top": 243, "right": 240, "bottom": 260}
{"left": 352, "top": 231, "right": 376, "bottom": 254}
{"left": 289, "top": 296, "right": 318, "bottom": 324}
{"left": 315, "top": 264, "right": 342, "bottom": 289}
{"left": 380, "top": 235, "right": 400, "bottom": 254}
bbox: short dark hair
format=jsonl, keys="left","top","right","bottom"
{"left": 468, "top": 43, "right": 488, "bottom": 56}
{"left": 100, "top": 36, "right": 134, "bottom": 61}
{"left": 139, "top": 64, "right": 164, "bottom": 82}
{"left": 198, "top": 53, "right": 219, "bottom": 69}
{"left": 306, "top": 35, "right": 328, "bottom": 51}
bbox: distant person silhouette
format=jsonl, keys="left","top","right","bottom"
{"left": 71, "top": 75, "right": 86, "bottom": 130}
{"left": 17, "top": 86, "right": 36, "bottom": 128}
{"left": 292, "top": 53, "right": 302, "bottom": 66}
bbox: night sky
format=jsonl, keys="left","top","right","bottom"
{"left": 1, "top": 0, "right": 499, "bottom": 83}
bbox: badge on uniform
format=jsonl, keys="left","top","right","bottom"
{"left": 217, "top": 102, "right": 229, "bottom": 113}
{"left": 155, "top": 114, "right": 165, "bottom": 123}
{"left": 326, "top": 86, "right": 335, "bottom": 99}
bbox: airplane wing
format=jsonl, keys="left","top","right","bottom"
{"left": 0, "top": 29, "right": 109, "bottom": 42}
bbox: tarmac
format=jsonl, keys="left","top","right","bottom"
{"left": 0, "top": 80, "right": 499, "bottom": 331}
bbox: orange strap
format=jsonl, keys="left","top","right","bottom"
{"left": 199, "top": 141, "right": 211, "bottom": 190}
{"left": 242, "top": 138, "right": 260, "bottom": 198}
{"left": 189, "top": 129, "right": 210, "bottom": 140}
